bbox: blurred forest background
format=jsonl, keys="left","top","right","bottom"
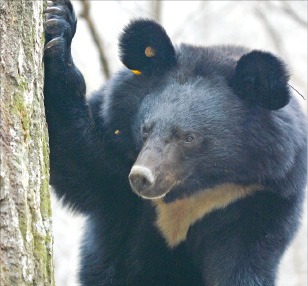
{"left": 51, "top": 1, "right": 307, "bottom": 285}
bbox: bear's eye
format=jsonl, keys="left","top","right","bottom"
{"left": 184, "top": 134, "right": 195, "bottom": 143}
{"left": 141, "top": 126, "right": 149, "bottom": 141}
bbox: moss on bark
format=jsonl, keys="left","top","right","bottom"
{"left": 0, "top": 0, "right": 54, "bottom": 284}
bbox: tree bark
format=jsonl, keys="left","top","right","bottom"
{"left": 0, "top": 0, "right": 54, "bottom": 285}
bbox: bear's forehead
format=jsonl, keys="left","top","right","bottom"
{"left": 140, "top": 44, "right": 247, "bottom": 115}
{"left": 173, "top": 44, "right": 247, "bottom": 80}
{"left": 135, "top": 44, "right": 250, "bottom": 131}
{"left": 150, "top": 78, "right": 228, "bottom": 110}
{"left": 139, "top": 76, "right": 244, "bottom": 131}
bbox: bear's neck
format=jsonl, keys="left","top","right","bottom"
{"left": 152, "top": 183, "right": 261, "bottom": 248}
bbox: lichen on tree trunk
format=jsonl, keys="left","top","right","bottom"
{"left": 0, "top": 0, "right": 54, "bottom": 285}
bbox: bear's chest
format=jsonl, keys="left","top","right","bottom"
{"left": 152, "top": 183, "right": 260, "bottom": 248}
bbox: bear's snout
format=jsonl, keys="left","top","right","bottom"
{"left": 129, "top": 166, "right": 154, "bottom": 193}
{"left": 129, "top": 165, "right": 168, "bottom": 200}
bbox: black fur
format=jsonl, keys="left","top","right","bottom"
{"left": 231, "top": 50, "right": 290, "bottom": 110}
{"left": 44, "top": 1, "right": 307, "bottom": 285}
{"left": 119, "top": 19, "right": 176, "bottom": 74}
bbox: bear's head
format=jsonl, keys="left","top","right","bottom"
{"left": 117, "top": 19, "right": 304, "bottom": 203}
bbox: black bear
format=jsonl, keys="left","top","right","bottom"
{"left": 44, "top": 1, "right": 307, "bottom": 285}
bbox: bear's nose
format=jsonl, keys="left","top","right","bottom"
{"left": 129, "top": 166, "right": 155, "bottom": 195}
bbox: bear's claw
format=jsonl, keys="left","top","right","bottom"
{"left": 44, "top": 0, "right": 76, "bottom": 58}
{"left": 44, "top": 19, "right": 61, "bottom": 34}
{"left": 44, "top": 37, "right": 64, "bottom": 51}
{"left": 43, "top": 7, "right": 65, "bottom": 16}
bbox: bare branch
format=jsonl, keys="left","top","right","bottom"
{"left": 116, "top": 1, "right": 152, "bottom": 19}
{"left": 172, "top": 2, "right": 209, "bottom": 41}
{"left": 254, "top": 3, "right": 287, "bottom": 59}
{"left": 171, "top": 2, "right": 235, "bottom": 42}
{"left": 80, "top": 0, "right": 111, "bottom": 80}
{"left": 279, "top": 1, "right": 307, "bottom": 28}
{"left": 152, "top": 0, "right": 162, "bottom": 23}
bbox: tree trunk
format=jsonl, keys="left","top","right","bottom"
{"left": 0, "top": 0, "right": 54, "bottom": 285}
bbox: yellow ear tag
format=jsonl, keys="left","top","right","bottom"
{"left": 131, "top": 70, "right": 142, "bottom": 75}
{"left": 114, "top": 130, "right": 121, "bottom": 135}
{"left": 145, "top": 46, "right": 156, "bottom": 57}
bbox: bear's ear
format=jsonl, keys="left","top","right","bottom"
{"left": 119, "top": 19, "right": 176, "bottom": 75}
{"left": 230, "top": 50, "right": 290, "bottom": 110}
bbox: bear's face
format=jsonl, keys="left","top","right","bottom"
{"left": 129, "top": 73, "right": 252, "bottom": 201}
{"left": 119, "top": 20, "right": 295, "bottom": 202}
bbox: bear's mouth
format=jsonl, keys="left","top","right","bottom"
{"left": 135, "top": 181, "right": 181, "bottom": 200}
{"left": 137, "top": 190, "right": 167, "bottom": 200}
